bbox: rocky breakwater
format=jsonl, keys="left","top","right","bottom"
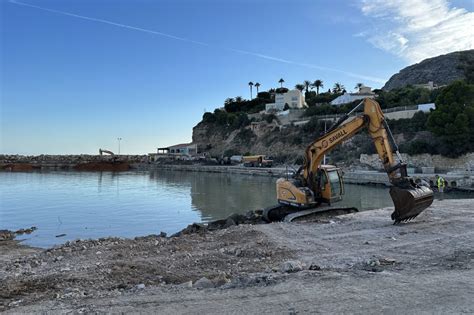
{"left": 353, "top": 152, "right": 474, "bottom": 189}
{"left": 0, "top": 154, "right": 150, "bottom": 172}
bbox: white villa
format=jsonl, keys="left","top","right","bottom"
{"left": 265, "top": 89, "right": 307, "bottom": 112}
{"left": 330, "top": 86, "right": 376, "bottom": 106}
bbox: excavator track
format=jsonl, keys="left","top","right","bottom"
{"left": 263, "top": 204, "right": 358, "bottom": 223}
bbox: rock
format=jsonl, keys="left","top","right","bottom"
{"left": 179, "top": 281, "right": 193, "bottom": 288}
{"left": 0, "top": 230, "right": 15, "bottom": 241}
{"left": 54, "top": 256, "right": 64, "bottom": 262}
{"left": 136, "top": 283, "right": 145, "bottom": 290}
{"left": 309, "top": 264, "right": 321, "bottom": 271}
{"left": 212, "top": 274, "right": 231, "bottom": 287}
{"left": 159, "top": 231, "right": 167, "bottom": 238}
{"left": 382, "top": 50, "right": 472, "bottom": 90}
{"left": 367, "top": 258, "right": 381, "bottom": 267}
{"left": 224, "top": 218, "right": 236, "bottom": 228}
{"left": 379, "top": 258, "right": 397, "bottom": 265}
{"left": 194, "top": 277, "right": 215, "bottom": 289}
{"left": 280, "top": 260, "right": 304, "bottom": 273}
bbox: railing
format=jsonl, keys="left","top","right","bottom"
{"left": 383, "top": 105, "right": 418, "bottom": 113}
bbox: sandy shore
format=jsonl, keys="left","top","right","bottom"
{"left": 1, "top": 199, "right": 473, "bottom": 313}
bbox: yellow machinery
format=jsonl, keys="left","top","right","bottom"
{"left": 242, "top": 155, "right": 273, "bottom": 167}
{"left": 269, "top": 98, "right": 434, "bottom": 224}
{"left": 99, "top": 149, "right": 115, "bottom": 156}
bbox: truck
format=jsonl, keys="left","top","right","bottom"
{"left": 242, "top": 155, "right": 273, "bottom": 168}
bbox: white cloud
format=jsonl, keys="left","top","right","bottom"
{"left": 359, "top": 0, "right": 474, "bottom": 63}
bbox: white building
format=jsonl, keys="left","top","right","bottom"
{"left": 265, "top": 89, "right": 307, "bottom": 112}
{"left": 156, "top": 143, "right": 198, "bottom": 156}
{"left": 330, "top": 86, "right": 376, "bottom": 106}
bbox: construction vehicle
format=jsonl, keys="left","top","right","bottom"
{"left": 265, "top": 98, "right": 434, "bottom": 224}
{"left": 99, "top": 149, "right": 115, "bottom": 156}
{"left": 242, "top": 155, "right": 273, "bottom": 167}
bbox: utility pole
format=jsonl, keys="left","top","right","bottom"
{"left": 323, "top": 120, "right": 327, "bottom": 165}
{"left": 117, "top": 137, "right": 122, "bottom": 155}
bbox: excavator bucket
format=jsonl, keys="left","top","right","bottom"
{"left": 389, "top": 184, "right": 434, "bottom": 224}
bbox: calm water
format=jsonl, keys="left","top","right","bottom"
{"left": 1, "top": 170, "right": 471, "bottom": 248}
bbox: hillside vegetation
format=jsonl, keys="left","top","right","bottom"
{"left": 193, "top": 51, "right": 474, "bottom": 162}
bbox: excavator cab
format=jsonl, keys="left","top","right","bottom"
{"left": 276, "top": 165, "right": 344, "bottom": 208}
{"left": 315, "top": 166, "right": 344, "bottom": 204}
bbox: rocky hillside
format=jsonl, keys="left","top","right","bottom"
{"left": 382, "top": 50, "right": 474, "bottom": 90}
{"left": 192, "top": 116, "right": 381, "bottom": 165}
{"left": 192, "top": 118, "right": 307, "bottom": 162}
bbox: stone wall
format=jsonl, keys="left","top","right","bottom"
{"left": 359, "top": 153, "right": 474, "bottom": 173}
{"left": 0, "top": 154, "right": 150, "bottom": 170}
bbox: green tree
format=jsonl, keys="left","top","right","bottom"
{"left": 254, "top": 82, "right": 261, "bottom": 94}
{"left": 202, "top": 112, "right": 216, "bottom": 123}
{"left": 355, "top": 83, "right": 363, "bottom": 92}
{"left": 312, "top": 79, "right": 323, "bottom": 94}
{"left": 427, "top": 80, "right": 474, "bottom": 157}
{"left": 295, "top": 84, "right": 305, "bottom": 92}
{"left": 278, "top": 78, "right": 285, "bottom": 88}
{"left": 248, "top": 81, "right": 254, "bottom": 99}
{"left": 303, "top": 80, "right": 311, "bottom": 93}
{"left": 332, "top": 82, "right": 345, "bottom": 93}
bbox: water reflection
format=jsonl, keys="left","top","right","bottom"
{"left": 1, "top": 170, "right": 471, "bottom": 248}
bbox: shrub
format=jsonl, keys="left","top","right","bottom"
{"left": 427, "top": 80, "right": 474, "bottom": 157}
{"left": 302, "top": 116, "right": 322, "bottom": 134}
{"left": 235, "top": 129, "right": 255, "bottom": 143}
{"left": 202, "top": 112, "right": 216, "bottom": 123}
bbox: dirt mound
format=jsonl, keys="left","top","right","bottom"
{"left": 0, "top": 225, "right": 292, "bottom": 311}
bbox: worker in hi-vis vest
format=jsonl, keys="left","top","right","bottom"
{"left": 435, "top": 174, "right": 446, "bottom": 193}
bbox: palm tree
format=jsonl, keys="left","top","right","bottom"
{"left": 254, "top": 82, "right": 261, "bottom": 95}
{"left": 278, "top": 78, "right": 285, "bottom": 88}
{"left": 303, "top": 80, "right": 311, "bottom": 93}
{"left": 235, "top": 96, "right": 243, "bottom": 102}
{"left": 295, "top": 84, "right": 304, "bottom": 92}
{"left": 355, "top": 83, "right": 364, "bottom": 92}
{"left": 332, "top": 82, "right": 345, "bottom": 94}
{"left": 312, "top": 79, "right": 324, "bottom": 94}
{"left": 224, "top": 97, "right": 234, "bottom": 105}
{"left": 248, "top": 81, "right": 254, "bottom": 99}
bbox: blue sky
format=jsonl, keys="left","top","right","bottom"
{"left": 1, "top": 0, "right": 473, "bottom": 154}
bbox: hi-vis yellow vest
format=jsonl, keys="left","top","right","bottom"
{"left": 437, "top": 177, "right": 445, "bottom": 187}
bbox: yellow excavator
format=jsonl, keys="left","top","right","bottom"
{"left": 264, "top": 98, "right": 434, "bottom": 224}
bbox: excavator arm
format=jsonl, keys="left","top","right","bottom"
{"left": 304, "top": 98, "right": 402, "bottom": 183}
{"left": 280, "top": 98, "right": 433, "bottom": 223}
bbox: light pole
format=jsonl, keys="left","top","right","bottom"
{"left": 117, "top": 137, "right": 122, "bottom": 155}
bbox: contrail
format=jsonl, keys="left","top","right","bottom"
{"left": 9, "top": 0, "right": 386, "bottom": 84}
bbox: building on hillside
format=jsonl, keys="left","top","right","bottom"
{"left": 265, "top": 89, "right": 307, "bottom": 112}
{"left": 413, "top": 81, "right": 446, "bottom": 91}
{"left": 157, "top": 143, "right": 198, "bottom": 156}
{"left": 330, "top": 86, "right": 376, "bottom": 106}
{"left": 417, "top": 103, "right": 435, "bottom": 112}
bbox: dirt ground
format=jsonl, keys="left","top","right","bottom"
{"left": 1, "top": 199, "right": 473, "bottom": 314}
